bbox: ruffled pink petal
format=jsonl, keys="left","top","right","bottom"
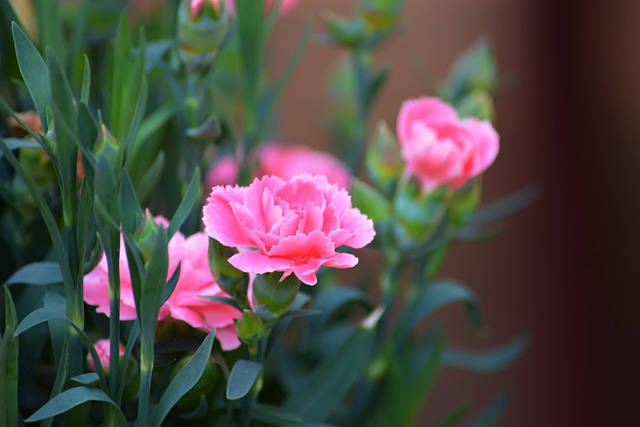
{"left": 216, "top": 325, "right": 242, "bottom": 351}
{"left": 324, "top": 252, "right": 359, "bottom": 269}
{"left": 397, "top": 97, "right": 459, "bottom": 143}
{"left": 268, "top": 230, "right": 335, "bottom": 260}
{"left": 203, "top": 186, "right": 254, "bottom": 247}
{"left": 228, "top": 251, "right": 294, "bottom": 275}
{"left": 462, "top": 118, "right": 499, "bottom": 177}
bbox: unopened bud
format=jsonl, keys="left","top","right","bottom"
{"left": 252, "top": 272, "right": 300, "bottom": 321}
{"left": 236, "top": 309, "right": 266, "bottom": 347}
{"left": 208, "top": 238, "right": 246, "bottom": 295}
{"left": 178, "top": 0, "right": 231, "bottom": 73}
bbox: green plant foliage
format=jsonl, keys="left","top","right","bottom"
{"left": 25, "top": 387, "right": 127, "bottom": 425}
{"left": 152, "top": 331, "right": 216, "bottom": 426}
{"left": 0, "top": 2, "right": 528, "bottom": 425}
{"left": 226, "top": 359, "right": 263, "bottom": 400}
{"left": 4, "top": 261, "right": 62, "bottom": 286}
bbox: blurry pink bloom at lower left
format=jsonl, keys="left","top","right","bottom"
{"left": 83, "top": 218, "right": 241, "bottom": 351}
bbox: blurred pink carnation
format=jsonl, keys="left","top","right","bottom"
{"left": 202, "top": 174, "right": 375, "bottom": 285}
{"left": 225, "top": 0, "right": 299, "bottom": 15}
{"left": 205, "top": 156, "right": 238, "bottom": 189}
{"left": 192, "top": 0, "right": 298, "bottom": 17}
{"left": 87, "top": 339, "right": 124, "bottom": 372}
{"left": 205, "top": 143, "right": 350, "bottom": 191}
{"left": 83, "top": 218, "right": 241, "bottom": 350}
{"left": 396, "top": 97, "right": 499, "bottom": 193}
{"left": 259, "top": 143, "right": 350, "bottom": 189}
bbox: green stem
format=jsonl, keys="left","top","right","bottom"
{"left": 239, "top": 330, "right": 269, "bottom": 427}
{"left": 347, "top": 49, "right": 370, "bottom": 173}
{"left": 378, "top": 260, "right": 400, "bottom": 341}
{"left": 107, "top": 248, "right": 121, "bottom": 400}
{"left": 136, "top": 333, "right": 154, "bottom": 427}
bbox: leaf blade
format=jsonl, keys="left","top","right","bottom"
{"left": 226, "top": 360, "right": 263, "bottom": 401}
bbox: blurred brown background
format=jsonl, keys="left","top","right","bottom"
{"left": 271, "top": 0, "right": 640, "bottom": 425}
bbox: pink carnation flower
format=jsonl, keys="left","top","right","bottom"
{"left": 205, "top": 144, "right": 350, "bottom": 191}
{"left": 259, "top": 143, "right": 351, "bottom": 189}
{"left": 192, "top": 0, "right": 298, "bottom": 18}
{"left": 225, "top": 0, "right": 299, "bottom": 15}
{"left": 396, "top": 97, "right": 499, "bottom": 193}
{"left": 203, "top": 174, "right": 375, "bottom": 285}
{"left": 83, "top": 220, "right": 241, "bottom": 350}
{"left": 205, "top": 156, "right": 239, "bottom": 190}
{"left": 87, "top": 339, "right": 125, "bottom": 373}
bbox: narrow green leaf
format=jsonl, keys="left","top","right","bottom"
{"left": 80, "top": 55, "right": 91, "bottom": 105}
{"left": 25, "top": 387, "right": 127, "bottom": 425}
{"left": 109, "top": 12, "right": 130, "bottom": 138}
{"left": 440, "top": 38, "right": 496, "bottom": 103}
{"left": 77, "top": 102, "right": 98, "bottom": 151}
{"left": 136, "top": 151, "right": 165, "bottom": 202}
{"left": 123, "top": 78, "right": 148, "bottom": 160}
{"left": 259, "top": 17, "right": 311, "bottom": 135}
{"left": 70, "top": 373, "right": 100, "bottom": 386}
{"left": 282, "top": 309, "right": 321, "bottom": 319}
{"left": 434, "top": 402, "right": 470, "bottom": 427}
{"left": 162, "top": 262, "right": 181, "bottom": 305}
{"left": 123, "top": 233, "right": 144, "bottom": 318}
{"left": 0, "top": 137, "right": 70, "bottom": 290}
{"left": 400, "top": 338, "right": 444, "bottom": 426}
{"left": 151, "top": 331, "right": 215, "bottom": 426}
{"left": 285, "top": 326, "right": 375, "bottom": 422}
{"left": 0, "top": 287, "right": 19, "bottom": 427}
{"left": 116, "top": 321, "right": 140, "bottom": 404}
{"left": 168, "top": 168, "right": 201, "bottom": 240}
{"left": 134, "top": 102, "right": 176, "bottom": 149}
{"left": 143, "top": 39, "right": 174, "bottom": 73}
{"left": 139, "top": 227, "right": 169, "bottom": 323}
{"left": 4, "top": 261, "right": 62, "bottom": 286}
{"left": 44, "top": 291, "right": 68, "bottom": 370}
{"left": 41, "top": 341, "right": 70, "bottom": 427}
{"left": 405, "top": 281, "right": 482, "bottom": 332}
{"left": 12, "top": 22, "right": 51, "bottom": 131}
{"left": 252, "top": 403, "right": 304, "bottom": 424}
{"left": 442, "top": 336, "right": 528, "bottom": 373}
{"left": 47, "top": 49, "right": 78, "bottom": 222}
{"left": 34, "top": 0, "right": 65, "bottom": 64}
{"left": 120, "top": 172, "right": 143, "bottom": 236}
{"left": 462, "top": 185, "right": 539, "bottom": 230}
{"left": 69, "top": 0, "right": 90, "bottom": 77}
{"left": 364, "top": 64, "right": 390, "bottom": 109}
{"left": 226, "top": 360, "right": 263, "bottom": 400}
{"left": 94, "top": 155, "right": 120, "bottom": 223}
{"left": 0, "top": 138, "right": 39, "bottom": 156}
{"left": 466, "top": 390, "right": 509, "bottom": 427}
{"left": 15, "top": 306, "right": 68, "bottom": 336}
{"left": 236, "top": 0, "right": 266, "bottom": 108}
